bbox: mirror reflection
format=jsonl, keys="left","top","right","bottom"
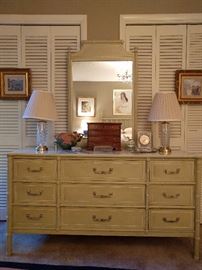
{"left": 71, "top": 60, "right": 133, "bottom": 141}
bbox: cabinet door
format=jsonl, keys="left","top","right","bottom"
{"left": 186, "top": 25, "right": 202, "bottom": 153}
{"left": 0, "top": 26, "right": 22, "bottom": 220}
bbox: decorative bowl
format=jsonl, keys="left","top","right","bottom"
{"left": 55, "top": 132, "right": 82, "bottom": 150}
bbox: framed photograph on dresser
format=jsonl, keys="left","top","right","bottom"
{"left": 176, "top": 70, "right": 202, "bottom": 103}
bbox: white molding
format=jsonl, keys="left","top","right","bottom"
{"left": 0, "top": 14, "right": 87, "bottom": 40}
{"left": 120, "top": 13, "right": 202, "bottom": 40}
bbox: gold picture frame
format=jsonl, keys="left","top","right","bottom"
{"left": 176, "top": 70, "right": 202, "bottom": 104}
{"left": 0, "top": 68, "right": 31, "bottom": 100}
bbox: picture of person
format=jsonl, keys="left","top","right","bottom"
{"left": 113, "top": 89, "right": 132, "bottom": 115}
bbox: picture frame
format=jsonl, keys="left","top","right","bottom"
{"left": 176, "top": 70, "right": 202, "bottom": 103}
{"left": 113, "top": 89, "right": 132, "bottom": 115}
{"left": 77, "top": 97, "right": 95, "bottom": 117}
{"left": 0, "top": 68, "right": 31, "bottom": 100}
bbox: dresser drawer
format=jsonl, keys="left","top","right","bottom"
{"left": 61, "top": 184, "right": 145, "bottom": 206}
{"left": 60, "top": 159, "right": 146, "bottom": 182}
{"left": 149, "top": 210, "right": 194, "bottom": 231}
{"left": 150, "top": 160, "right": 194, "bottom": 182}
{"left": 13, "top": 159, "right": 57, "bottom": 181}
{"left": 149, "top": 185, "right": 194, "bottom": 206}
{"left": 13, "top": 183, "right": 57, "bottom": 204}
{"left": 60, "top": 207, "right": 145, "bottom": 231}
{"left": 13, "top": 206, "right": 56, "bottom": 229}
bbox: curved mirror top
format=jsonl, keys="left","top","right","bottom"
{"left": 69, "top": 41, "right": 135, "bottom": 145}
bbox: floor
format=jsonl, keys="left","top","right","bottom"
{"left": 1, "top": 222, "right": 202, "bottom": 270}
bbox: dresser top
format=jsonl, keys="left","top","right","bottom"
{"left": 7, "top": 148, "right": 202, "bottom": 159}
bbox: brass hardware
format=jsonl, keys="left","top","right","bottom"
{"left": 27, "top": 190, "right": 43, "bottom": 196}
{"left": 93, "top": 168, "right": 113, "bottom": 175}
{"left": 164, "top": 168, "right": 180, "bottom": 175}
{"left": 27, "top": 167, "right": 43, "bottom": 173}
{"left": 26, "top": 213, "right": 43, "bottom": 220}
{"left": 162, "top": 192, "right": 180, "bottom": 199}
{"left": 92, "top": 215, "right": 112, "bottom": 222}
{"left": 162, "top": 217, "right": 180, "bottom": 223}
{"left": 93, "top": 191, "right": 113, "bottom": 199}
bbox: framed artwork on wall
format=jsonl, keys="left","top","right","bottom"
{"left": 0, "top": 68, "right": 31, "bottom": 100}
{"left": 113, "top": 89, "right": 132, "bottom": 115}
{"left": 77, "top": 97, "right": 95, "bottom": 117}
{"left": 176, "top": 70, "right": 202, "bottom": 103}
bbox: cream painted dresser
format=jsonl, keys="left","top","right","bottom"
{"left": 7, "top": 150, "right": 201, "bottom": 259}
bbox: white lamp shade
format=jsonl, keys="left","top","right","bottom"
{"left": 148, "top": 91, "right": 181, "bottom": 122}
{"left": 23, "top": 90, "right": 58, "bottom": 121}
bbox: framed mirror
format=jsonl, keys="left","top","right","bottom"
{"left": 68, "top": 40, "right": 136, "bottom": 147}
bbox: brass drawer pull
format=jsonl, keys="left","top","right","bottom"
{"left": 164, "top": 168, "right": 180, "bottom": 175}
{"left": 26, "top": 213, "right": 43, "bottom": 220}
{"left": 93, "top": 191, "right": 113, "bottom": 199}
{"left": 93, "top": 168, "right": 113, "bottom": 175}
{"left": 92, "top": 215, "right": 112, "bottom": 223}
{"left": 27, "top": 167, "right": 43, "bottom": 173}
{"left": 162, "top": 217, "right": 180, "bottom": 223}
{"left": 162, "top": 192, "right": 180, "bottom": 199}
{"left": 27, "top": 190, "right": 43, "bottom": 196}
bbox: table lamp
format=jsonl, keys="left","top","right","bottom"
{"left": 148, "top": 91, "right": 181, "bottom": 155}
{"left": 23, "top": 90, "right": 58, "bottom": 153}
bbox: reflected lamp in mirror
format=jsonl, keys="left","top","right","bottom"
{"left": 23, "top": 90, "right": 58, "bottom": 153}
{"left": 148, "top": 91, "right": 181, "bottom": 155}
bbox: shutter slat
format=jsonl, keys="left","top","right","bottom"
{"left": 186, "top": 25, "right": 202, "bottom": 154}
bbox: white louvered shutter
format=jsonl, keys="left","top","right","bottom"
{"left": 125, "top": 26, "right": 155, "bottom": 133}
{"left": 51, "top": 26, "right": 80, "bottom": 133}
{"left": 156, "top": 26, "right": 186, "bottom": 151}
{"left": 0, "top": 26, "right": 22, "bottom": 220}
{"left": 186, "top": 25, "right": 202, "bottom": 153}
{"left": 21, "top": 26, "right": 51, "bottom": 147}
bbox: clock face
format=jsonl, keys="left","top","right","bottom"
{"left": 139, "top": 134, "right": 150, "bottom": 146}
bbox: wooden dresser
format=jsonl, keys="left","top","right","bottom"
{"left": 7, "top": 151, "right": 201, "bottom": 259}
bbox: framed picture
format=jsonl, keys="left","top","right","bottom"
{"left": 77, "top": 97, "right": 95, "bottom": 117}
{"left": 0, "top": 68, "right": 31, "bottom": 100}
{"left": 176, "top": 70, "right": 202, "bottom": 103}
{"left": 113, "top": 89, "right": 132, "bottom": 115}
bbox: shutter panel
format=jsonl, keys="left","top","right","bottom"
{"left": 0, "top": 26, "right": 22, "bottom": 220}
{"left": 51, "top": 26, "right": 80, "bottom": 133}
{"left": 125, "top": 26, "right": 155, "bottom": 132}
{"left": 21, "top": 26, "right": 51, "bottom": 147}
{"left": 156, "top": 25, "right": 186, "bottom": 151}
{"left": 186, "top": 25, "right": 202, "bottom": 153}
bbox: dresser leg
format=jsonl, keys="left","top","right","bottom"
{"left": 194, "top": 237, "right": 200, "bottom": 260}
{"left": 6, "top": 232, "right": 12, "bottom": 256}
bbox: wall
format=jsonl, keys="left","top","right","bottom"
{"left": 0, "top": 0, "right": 201, "bottom": 40}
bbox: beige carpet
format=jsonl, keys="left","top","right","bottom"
{"left": 0, "top": 222, "right": 202, "bottom": 270}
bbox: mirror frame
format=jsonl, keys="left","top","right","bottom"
{"left": 68, "top": 40, "right": 137, "bottom": 139}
